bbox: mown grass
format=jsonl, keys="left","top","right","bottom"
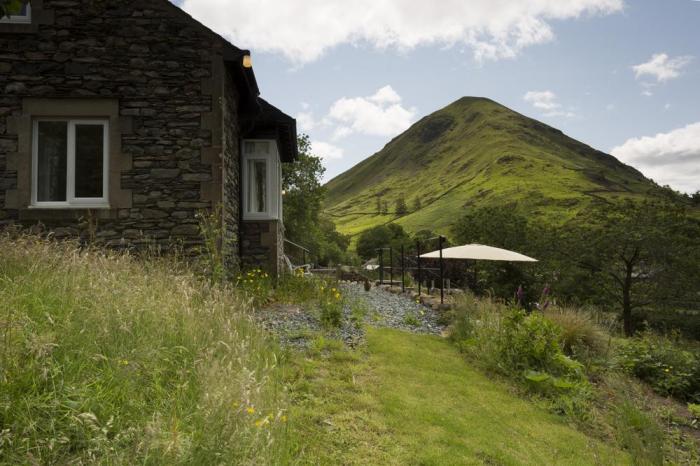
{"left": 285, "top": 328, "right": 629, "bottom": 465}
{"left": 0, "top": 236, "right": 289, "bottom": 464}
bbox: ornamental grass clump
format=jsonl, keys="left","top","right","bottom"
{"left": 0, "top": 234, "right": 289, "bottom": 464}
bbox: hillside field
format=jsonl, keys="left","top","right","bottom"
{"left": 324, "top": 97, "right": 681, "bottom": 239}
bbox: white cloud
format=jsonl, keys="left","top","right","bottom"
{"left": 633, "top": 53, "right": 693, "bottom": 82}
{"left": 326, "top": 85, "right": 416, "bottom": 139}
{"left": 611, "top": 122, "right": 700, "bottom": 193}
{"left": 296, "top": 111, "right": 316, "bottom": 132}
{"left": 179, "top": 0, "right": 623, "bottom": 64}
{"left": 524, "top": 90, "right": 558, "bottom": 110}
{"left": 523, "top": 90, "right": 576, "bottom": 118}
{"left": 311, "top": 140, "right": 344, "bottom": 160}
{"left": 369, "top": 85, "right": 402, "bottom": 105}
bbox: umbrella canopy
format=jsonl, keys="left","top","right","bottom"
{"left": 420, "top": 243, "right": 538, "bottom": 262}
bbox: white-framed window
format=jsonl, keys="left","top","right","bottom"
{"left": 0, "top": 2, "right": 31, "bottom": 23}
{"left": 242, "top": 139, "right": 282, "bottom": 220}
{"left": 31, "top": 119, "right": 109, "bottom": 208}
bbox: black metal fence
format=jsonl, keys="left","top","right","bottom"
{"left": 376, "top": 235, "right": 447, "bottom": 304}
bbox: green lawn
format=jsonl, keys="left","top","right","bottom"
{"left": 287, "top": 328, "right": 629, "bottom": 465}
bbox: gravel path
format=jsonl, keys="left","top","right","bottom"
{"left": 255, "top": 281, "right": 445, "bottom": 349}
{"left": 340, "top": 282, "right": 444, "bottom": 335}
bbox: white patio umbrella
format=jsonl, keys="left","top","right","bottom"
{"left": 420, "top": 243, "right": 537, "bottom": 262}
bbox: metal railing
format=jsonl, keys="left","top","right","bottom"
{"left": 376, "top": 235, "right": 447, "bottom": 304}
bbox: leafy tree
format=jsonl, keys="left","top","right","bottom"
{"left": 452, "top": 207, "right": 538, "bottom": 300}
{"left": 282, "top": 134, "right": 325, "bottom": 244}
{"left": 565, "top": 201, "right": 700, "bottom": 336}
{"left": 381, "top": 201, "right": 389, "bottom": 215}
{"left": 282, "top": 134, "right": 351, "bottom": 266}
{"left": 395, "top": 195, "right": 408, "bottom": 215}
{"left": 692, "top": 191, "right": 700, "bottom": 206}
{"left": 412, "top": 196, "right": 422, "bottom": 212}
{"left": 356, "top": 223, "right": 411, "bottom": 260}
{"left": 453, "top": 207, "right": 529, "bottom": 251}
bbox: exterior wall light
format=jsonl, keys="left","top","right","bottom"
{"left": 242, "top": 54, "right": 252, "bottom": 68}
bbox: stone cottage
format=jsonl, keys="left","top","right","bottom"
{"left": 0, "top": 0, "right": 297, "bottom": 276}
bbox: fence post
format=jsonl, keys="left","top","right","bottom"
{"left": 379, "top": 249, "right": 384, "bottom": 285}
{"left": 439, "top": 235, "right": 444, "bottom": 304}
{"left": 416, "top": 240, "right": 422, "bottom": 297}
{"left": 389, "top": 247, "right": 393, "bottom": 287}
{"left": 401, "top": 244, "right": 405, "bottom": 292}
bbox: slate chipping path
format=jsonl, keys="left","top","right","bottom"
{"left": 255, "top": 281, "right": 445, "bottom": 349}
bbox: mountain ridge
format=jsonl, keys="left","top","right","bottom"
{"left": 323, "top": 96, "right": 669, "bottom": 238}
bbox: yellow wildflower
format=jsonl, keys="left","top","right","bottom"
{"left": 280, "top": 415, "right": 287, "bottom": 423}
{"left": 246, "top": 406, "right": 255, "bottom": 414}
{"left": 254, "top": 417, "right": 269, "bottom": 428}
{"left": 119, "top": 359, "right": 129, "bottom": 366}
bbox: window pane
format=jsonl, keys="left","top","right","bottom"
{"left": 37, "top": 121, "right": 67, "bottom": 202}
{"left": 255, "top": 160, "right": 266, "bottom": 212}
{"left": 75, "top": 124, "right": 104, "bottom": 198}
{"left": 247, "top": 159, "right": 266, "bottom": 213}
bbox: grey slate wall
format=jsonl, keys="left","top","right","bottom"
{"left": 0, "top": 0, "right": 236, "bottom": 259}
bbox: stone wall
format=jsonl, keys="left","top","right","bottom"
{"left": 222, "top": 65, "right": 241, "bottom": 272}
{"left": 241, "top": 219, "right": 284, "bottom": 276}
{"left": 0, "top": 0, "right": 235, "bottom": 257}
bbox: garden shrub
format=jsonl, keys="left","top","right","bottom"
{"left": 317, "top": 283, "right": 344, "bottom": 328}
{"left": 235, "top": 268, "right": 274, "bottom": 306}
{"left": 616, "top": 331, "right": 700, "bottom": 402}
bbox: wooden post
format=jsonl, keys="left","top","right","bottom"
{"left": 389, "top": 247, "right": 393, "bottom": 287}
{"left": 401, "top": 244, "right": 405, "bottom": 292}
{"left": 379, "top": 249, "right": 384, "bottom": 284}
{"left": 439, "top": 235, "right": 444, "bottom": 304}
{"left": 416, "top": 240, "right": 422, "bottom": 297}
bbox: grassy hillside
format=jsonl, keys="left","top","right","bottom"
{"left": 324, "top": 97, "right": 672, "bottom": 238}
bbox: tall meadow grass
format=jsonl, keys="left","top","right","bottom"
{"left": 0, "top": 235, "right": 288, "bottom": 464}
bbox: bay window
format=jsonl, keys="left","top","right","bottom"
{"left": 0, "top": 2, "right": 31, "bottom": 23}
{"left": 32, "top": 119, "right": 109, "bottom": 208}
{"left": 242, "top": 139, "right": 282, "bottom": 220}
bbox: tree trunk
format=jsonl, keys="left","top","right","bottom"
{"left": 622, "top": 263, "right": 633, "bottom": 337}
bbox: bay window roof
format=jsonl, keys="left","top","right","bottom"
{"left": 244, "top": 99, "right": 298, "bottom": 163}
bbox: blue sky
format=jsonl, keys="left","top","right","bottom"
{"left": 174, "top": 0, "right": 700, "bottom": 193}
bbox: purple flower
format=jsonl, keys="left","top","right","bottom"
{"left": 516, "top": 285, "right": 524, "bottom": 306}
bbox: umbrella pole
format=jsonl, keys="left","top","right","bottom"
{"left": 439, "top": 236, "right": 444, "bottom": 304}
{"left": 416, "top": 240, "right": 421, "bottom": 297}
{"left": 401, "top": 244, "right": 405, "bottom": 293}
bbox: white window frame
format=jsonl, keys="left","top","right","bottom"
{"left": 242, "top": 139, "right": 282, "bottom": 221}
{"left": 31, "top": 118, "right": 110, "bottom": 209}
{"left": 0, "top": 2, "right": 31, "bottom": 23}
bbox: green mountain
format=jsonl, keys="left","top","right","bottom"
{"left": 324, "top": 97, "right": 672, "bottom": 238}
